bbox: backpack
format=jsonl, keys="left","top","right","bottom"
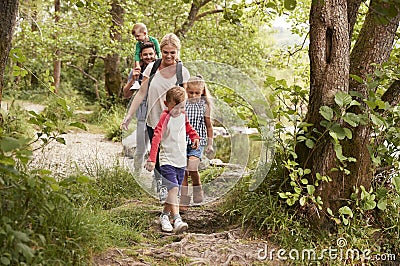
{"left": 148, "top": 58, "right": 183, "bottom": 87}
{"left": 135, "top": 59, "right": 183, "bottom": 121}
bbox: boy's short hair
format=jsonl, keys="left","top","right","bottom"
{"left": 132, "top": 23, "right": 147, "bottom": 35}
{"left": 166, "top": 86, "right": 186, "bottom": 105}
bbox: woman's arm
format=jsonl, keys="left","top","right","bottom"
{"left": 120, "top": 76, "right": 149, "bottom": 130}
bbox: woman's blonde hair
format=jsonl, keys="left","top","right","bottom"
{"left": 160, "top": 33, "right": 181, "bottom": 60}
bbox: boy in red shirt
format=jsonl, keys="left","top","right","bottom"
{"left": 145, "top": 86, "right": 200, "bottom": 234}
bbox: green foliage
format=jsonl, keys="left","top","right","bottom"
{"left": 222, "top": 56, "right": 400, "bottom": 261}
{"left": 87, "top": 104, "right": 125, "bottom": 142}
{"left": 0, "top": 99, "right": 148, "bottom": 264}
{"left": 81, "top": 166, "right": 145, "bottom": 210}
{"left": 222, "top": 170, "right": 316, "bottom": 254}
{"left": 200, "top": 165, "right": 224, "bottom": 184}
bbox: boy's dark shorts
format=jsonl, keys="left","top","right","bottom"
{"left": 160, "top": 165, "right": 185, "bottom": 190}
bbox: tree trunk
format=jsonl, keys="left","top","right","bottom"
{"left": 297, "top": 0, "right": 350, "bottom": 223}
{"left": 299, "top": 0, "right": 400, "bottom": 228}
{"left": 85, "top": 47, "right": 97, "bottom": 74}
{"left": 0, "top": 0, "right": 19, "bottom": 104}
{"left": 53, "top": 0, "right": 61, "bottom": 93}
{"left": 31, "top": 9, "right": 39, "bottom": 88}
{"left": 344, "top": 0, "right": 400, "bottom": 193}
{"left": 104, "top": 0, "right": 123, "bottom": 100}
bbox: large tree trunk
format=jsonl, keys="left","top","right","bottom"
{"left": 0, "top": 0, "right": 19, "bottom": 104}
{"left": 344, "top": 0, "right": 400, "bottom": 194}
{"left": 104, "top": 0, "right": 123, "bottom": 100}
{"left": 299, "top": 0, "right": 400, "bottom": 227}
{"left": 297, "top": 0, "right": 350, "bottom": 224}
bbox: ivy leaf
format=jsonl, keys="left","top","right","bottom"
{"left": 335, "top": 92, "right": 352, "bottom": 107}
{"left": 377, "top": 198, "right": 387, "bottom": 210}
{"left": 343, "top": 113, "right": 360, "bottom": 127}
{"left": 392, "top": 176, "right": 400, "bottom": 193}
{"left": 319, "top": 106, "right": 333, "bottom": 121}
{"left": 307, "top": 185, "right": 315, "bottom": 195}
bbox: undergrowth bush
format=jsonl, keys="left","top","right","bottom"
{"left": 0, "top": 102, "right": 148, "bottom": 265}
{"left": 222, "top": 72, "right": 400, "bottom": 265}
{"left": 86, "top": 104, "right": 125, "bottom": 142}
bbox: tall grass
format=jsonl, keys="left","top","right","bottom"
{"left": 1, "top": 103, "right": 152, "bottom": 265}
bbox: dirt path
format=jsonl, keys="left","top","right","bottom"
{"left": 30, "top": 130, "right": 279, "bottom": 265}
{"left": 93, "top": 201, "right": 278, "bottom": 266}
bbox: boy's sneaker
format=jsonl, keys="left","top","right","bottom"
{"left": 159, "top": 214, "right": 173, "bottom": 232}
{"left": 173, "top": 217, "right": 188, "bottom": 234}
{"left": 159, "top": 186, "right": 168, "bottom": 204}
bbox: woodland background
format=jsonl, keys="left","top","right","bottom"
{"left": 1, "top": 0, "right": 400, "bottom": 265}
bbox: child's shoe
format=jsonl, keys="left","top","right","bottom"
{"left": 193, "top": 185, "right": 204, "bottom": 203}
{"left": 173, "top": 217, "right": 188, "bottom": 234}
{"left": 160, "top": 214, "right": 173, "bottom": 232}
